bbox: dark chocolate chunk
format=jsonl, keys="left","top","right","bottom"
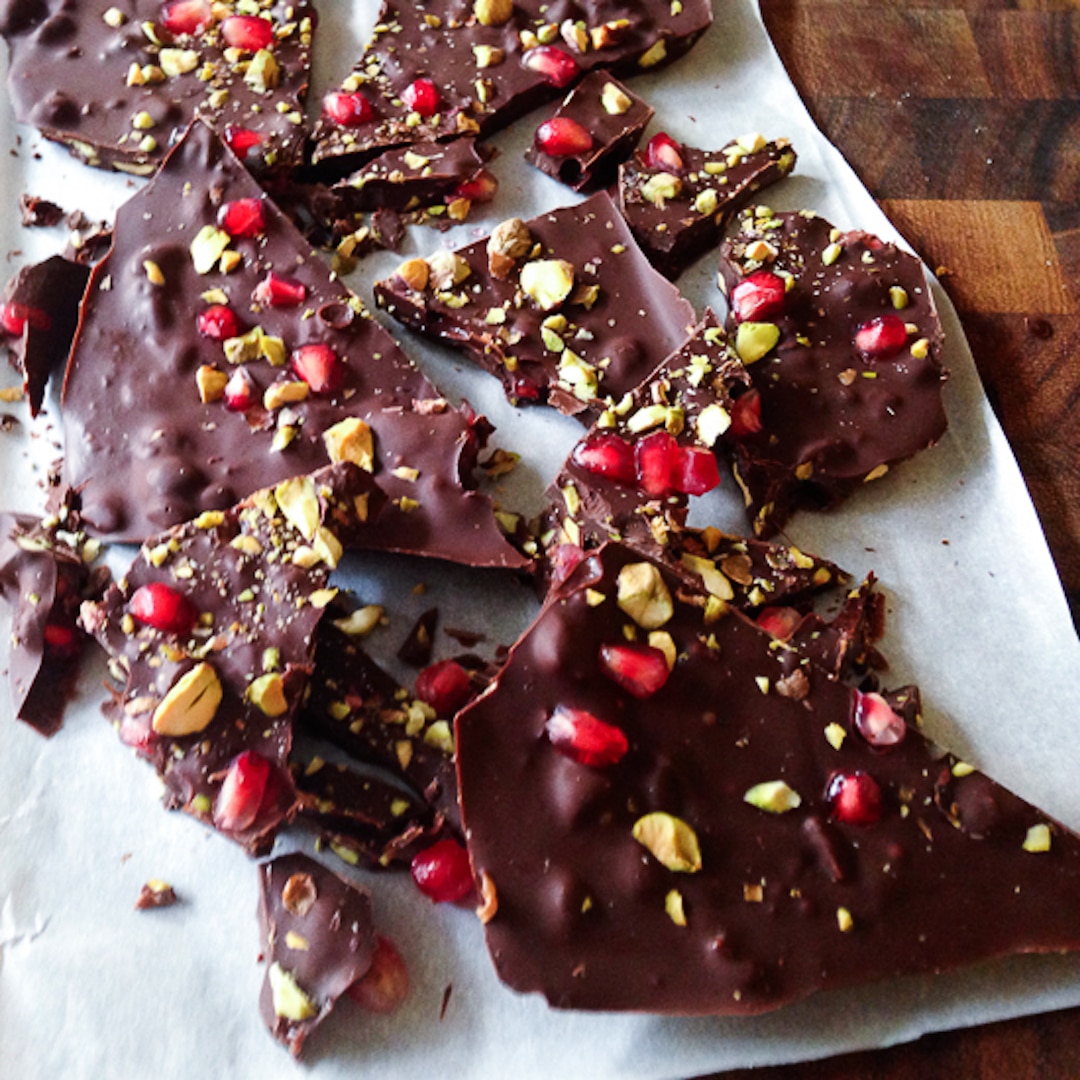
{"left": 456, "top": 542, "right": 1080, "bottom": 1014}
{"left": 19, "top": 193, "right": 64, "bottom": 228}
{"left": 619, "top": 131, "right": 796, "bottom": 278}
{"left": 397, "top": 606, "right": 438, "bottom": 667}
{"left": 525, "top": 70, "right": 652, "bottom": 192}
{"left": 0, "top": 0, "right": 315, "bottom": 174}
{"left": 718, "top": 206, "right": 948, "bottom": 537}
{"left": 374, "top": 192, "right": 696, "bottom": 419}
{"left": 135, "top": 880, "right": 179, "bottom": 909}
{"left": 60, "top": 120, "right": 527, "bottom": 570}
{"left": 257, "top": 853, "right": 376, "bottom": 1057}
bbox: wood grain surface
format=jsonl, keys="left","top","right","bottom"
{"left": 697, "top": 2, "right": 1080, "bottom": 1075}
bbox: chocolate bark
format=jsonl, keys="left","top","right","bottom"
{"left": 717, "top": 207, "right": 948, "bottom": 538}
{"left": 0, "top": 0, "right": 315, "bottom": 175}
{"left": 374, "top": 192, "right": 696, "bottom": 419}
{"left": 61, "top": 120, "right": 527, "bottom": 569}
{"left": 619, "top": 133, "right": 796, "bottom": 278}
{"left": 457, "top": 542, "right": 1080, "bottom": 1014}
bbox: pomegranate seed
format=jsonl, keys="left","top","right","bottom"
{"left": 755, "top": 606, "right": 803, "bottom": 641}
{"left": 546, "top": 704, "right": 628, "bottom": 768}
{"left": 452, "top": 168, "right": 498, "bottom": 204}
{"left": 512, "top": 375, "right": 541, "bottom": 400}
{"left": 290, "top": 343, "right": 344, "bottom": 395}
{"left": 159, "top": 0, "right": 211, "bottom": 37}
{"left": 643, "top": 132, "right": 685, "bottom": 173}
{"left": 674, "top": 446, "right": 721, "bottom": 496}
{"left": 217, "top": 198, "right": 266, "bottom": 238}
{"left": 43, "top": 620, "right": 80, "bottom": 660}
{"left": 129, "top": 581, "right": 198, "bottom": 636}
{"left": 223, "top": 126, "right": 265, "bottom": 155}
{"left": 731, "top": 270, "right": 786, "bottom": 323}
{"left": 598, "top": 642, "right": 670, "bottom": 699}
{"left": 223, "top": 367, "right": 256, "bottom": 411}
{"left": 852, "top": 690, "right": 907, "bottom": 749}
{"left": 346, "top": 935, "right": 409, "bottom": 1013}
{"left": 414, "top": 660, "right": 473, "bottom": 718}
{"left": 196, "top": 304, "right": 239, "bottom": 340}
{"left": 0, "top": 301, "right": 50, "bottom": 336}
{"left": 401, "top": 77, "right": 441, "bottom": 117}
{"left": 322, "top": 90, "right": 375, "bottom": 127}
{"left": 571, "top": 433, "right": 636, "bottom": 485}
{"left": 522, "top": 45, "right": 580, "bottom": 88}
{"left": 220, "top": 14, "right": 273, "bottom": 51}
{"left": 854, "top": 314, "right": 907, "bottom": 359}
{"left": 118, "top": 714, "right": 154, "bottom": 750}
{"left": 728, "top": 390, "right": 763, "bottom": 437}
{"left": 634, "top": 430, "right": 680, "bottom": 497}
{"left": 534, "top": 117, "right": 593, "bottom": 157}
{"left": 214, "top": 750, "right": 271, "bottom": 832}
{"left": 253, "top": 271, "right": 306, "bottom": 308}
{"left": 411, "top": 838, "right": 473, "bottom": 903}
{"left": 827, "top": 771, "right": 883, "bottom": 826}
{"left": 549, "top": 543, "right": 586, "bottom": 585}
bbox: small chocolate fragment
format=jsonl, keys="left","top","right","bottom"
{"left": 135, "top": 880, "right": 179, "bottom": 909}
{"left": 19, "top": 194, "right": 64, "bottom": 228}
{"left": 397, "top": 607, "right": 438, "bottom": 667}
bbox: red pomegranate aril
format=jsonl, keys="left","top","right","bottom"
{"left": 674, "top": 446, "right": 721, "bottom": 496}
{"left": 411, "top": 838, "right": 474, "bottom": 903}
{"left": 346, "top": 935, "right": 410, "bottom": 1013}
{"left": 729, "top": 390, "right": 763, "bottom": 437}
{"left": 223, "top": 126, "right": 265, "bottom": 155}
{"left": 571, "top": 433, "right": 636, "bottom": 485}
{"left": 220, "top": 14, "right": 273, "bottom": 51}
{"left": 214, "top": 750, "right": 272, "bottom": 833}
{"left": 415, "top": 659, "right": 473, "bottom": 718}
{"left": 290, "top": 343, "right": 344, "bottom": 395}
{"left": 117, "top": 714, "right": 155, "bottom": 751}
{"left": 129, "top": 581, "right": 198, "bottom": 636}
{"left": 452, "top": 168, "right": 498, "bottom": 204}
{"left": 535, "top": 117, "right": 593, "bottom": 157}
{"left": 43, "top": 620, "right": 80, "bottom": 660}
{"left": 196, "top": 304, "right": 240, "bottom": 340}
{"left": 755, "top": 605, "right": 804, "bottom": 641}
{"left": 854, "top": 314, "right": 907, "bottom": 359}
{"left": 401, "top": 77, "right": 441, "bottom": 117}
{"left": 634, "top": 430, "right": 680, "bottom": 497}
{"left": 0, "top": 301, "right": 50, "bottom": 336}
{"left": 546, "top": 704, "right": 628, "bottom": 768}
{"left": 523, "top": 45, "right": 580, "bottom": 88}
{"left": 217, "top": 197, "right": 266, "bottom": 238}
{"left": 322, "top": 90, "right": 375, "bottom": 127}
{"left": 643, "top": 132, "right": 685, "bottom": 173}
{"left": 852, "top": 689, "right": 907, "bottom": 749}
{"left": 598, "top": 642, "right": 671, "bottom": 699}
{"left": 223, "top": 367, "right": 256, "bottom": 411}
{"left": 731, "top": 270, "right": 786, "bottom": 323}
{"left": 159, "top": 0, "right": 211, "bottom": 36}
{"left": 512, "top": 375, "right": 541, "bottom": 400}
{"left": 253, "top": 271, "right": 306, "bottom": 308}
{"left": 827, "top": 771, "right": 883, "bottom": 825}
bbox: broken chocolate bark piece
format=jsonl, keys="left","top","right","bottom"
{"left": 0, "top": 0, "right": 315, "bottom": 175}
{"left": 19, "top": 194, "right": 65, "bottom": 228}
{"left": 374, "top": 192, "right": 696, "bottom": 419}
{"left": 81, "top": 463, "right": 384, "bottom": 854}
{"left": 61, "top": 120, "right": 526, "bottom": 569}
{"left": 526, "top": 71, "right": 652, "bottom": 192}
{"left": 310, "top": 0, "right": 711, "bottom": 171}
{"left": 619, "top": 132, "right": 796, "bottom": 279}
{"left": 135, "top": 880, "right": 179, "bottom": 909}
{"left": 718, "top": 206, "right": 948, "bottom": 538}
{"left": 457, "top": 542, "right": 1080, "bottom": 1014}
{"left": 257, "top": 852, "right": 376, "bottom": 1057}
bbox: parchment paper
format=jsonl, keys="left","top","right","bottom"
{"left": 2, "top": 2, "right": 1079, "bottom": 1078}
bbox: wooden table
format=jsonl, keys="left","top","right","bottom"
{"left": 702, "top": 3, "right": 1080, "bottom": 1075}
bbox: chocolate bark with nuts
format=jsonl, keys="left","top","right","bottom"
{"left": 619, "top": 132, "right": 796, "bottom": 279}
{"left": 61, "top": 120, "right": 527, "bottom": 569}
{"left": 525, "top": 70, "right": 653, "bottom": 192}
{"left": 456, "top": 541, "right": 1080, "bottom": 1014}
{"left": 257, "top": 852, "right": 376, "bottom": 1057}
{"left": 310, "top": 0, "right": 711, "bottom": 171}
{"left": 374, "top": 191, "right": 696, "bottom": 419}
{"left": 0, "top": 0, "right": 315, "bottom": 175}
{"left": 717, "top": 207, "right": 948, "bottom": 538}
{"left": 81, "top": 462, "right": 384, "bottom": 854}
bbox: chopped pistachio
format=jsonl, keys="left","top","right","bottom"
{"left": 744, "top": 779, "right": 802, "bottom": 813}
{"left": 632, "top": 811, "right": 702, "bottom": 872}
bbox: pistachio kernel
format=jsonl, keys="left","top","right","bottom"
{"left": 616, "top": 561, "right": 673, "bottom": 629}
{"left": 632, "top": 811, "right": 702, "bottom": 873}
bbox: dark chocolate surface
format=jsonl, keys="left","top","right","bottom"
{"left": 718, "top": 207, "right": 948, "bottom": 538}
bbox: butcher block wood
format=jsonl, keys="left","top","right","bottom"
{"left": 699, "top": 3, "right": 1080, "bottom": 1076}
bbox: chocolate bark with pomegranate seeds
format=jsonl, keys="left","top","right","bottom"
{"left": 1, "top": 255, "right": 89, "bottom": 415}
{"left": 81, "top": 463, "right": 385, "bottom": 855}
{"left": 526, "top": 71, "right": 653, "bottom": 192}
{"left": 374, "top": 192, "right": 696, "bottom": 418}
{"left": 718, "top": 206, "right": 948, "bottom": 539}
{"left": 309, "top": 0, "right": 712, "bottom": 171}
{"left": 257, "top": 853, "right": 377, "bottom": 1057}
{"left": 60, "top": 121, "right": 527, "bottom": 569}
{"left": 456, "top": 541, "right": 1080, "bottom": 1014}
{"left": 0, "top": 0, "right": 315, "bottom": 175}
{"left": 619, "top": 133, "right": 796, "bottom": 280}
